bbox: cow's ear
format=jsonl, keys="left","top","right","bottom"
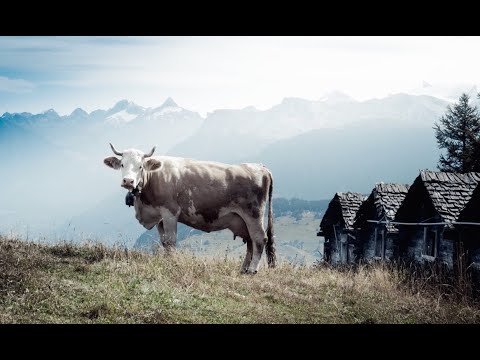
{"left": 144, "top": 158, "right": 162, "bottom": 171}
{"left": 104, "top": 156, "right": 121, "bottom": 170}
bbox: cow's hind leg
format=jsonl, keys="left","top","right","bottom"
{"left": 225, "top": 213, "right": 252, "bottom": 273}
{"left": 245, "top": 221, "right": 267, "bottom": 274}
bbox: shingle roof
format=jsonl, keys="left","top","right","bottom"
{"left": 420, "top": 170, "right": 480, "bottom": 223}
{"left": 354, "top": 183, "right": 410, "bottom": 232}
{"left": 320, "top": 192, "right": 366, "bottom": 231}
{"left": 395, "top": 170, "right": 480, "bottom": 226}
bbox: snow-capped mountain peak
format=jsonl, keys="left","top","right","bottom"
{"left": 105, "top": 100, "right": 145, "bottom": 125}
{"left": 70, "top": 108, "right": 88, "bottom": 117}
{"left": 151, "top": 97, "right": 183, "bottom": 115}
{"left": 409, "top": 82, "right": 479, "bottom": 103}
{"left": 159, "top": 97, "right": 178, "bottom": 109}
{"left": 42, "top": 108, "right": 59, "bottom": 116}
{"left": 108, "top": 100, "right": 144, "bottom": 114}
{"left": 319, "top": 91, "right": 356, "bottom": 104}
{"left": 422, "top": 80, "right": 432, "bottom": 88}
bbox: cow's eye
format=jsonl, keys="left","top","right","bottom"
{"left": 121, "top": 164, "right": 124, "bottom": 168}
{"left": 139, "top": 166, "right": 142, "bottom": 170}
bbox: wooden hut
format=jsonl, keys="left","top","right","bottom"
{"left": 394, "top": 170, "right": 480, "bottom": 268}
{"left": 353, "top": 183, "right": 410, "bottom": 262}
{"left": 317, "top": 192, "right": 366, "bottom": 265}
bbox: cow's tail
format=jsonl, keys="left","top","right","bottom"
{"left": 266, "top": 170, "right": 276, "bottom": 268}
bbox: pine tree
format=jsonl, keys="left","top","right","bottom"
{"left": 434, "top": 93, "right": 480, "bottom": 173}
{"left": 474, "top": 93, "right": 480, "bottom": 171}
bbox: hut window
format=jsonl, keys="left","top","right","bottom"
{"left": 425, "top": 228, "right": 438, "bottom": 257}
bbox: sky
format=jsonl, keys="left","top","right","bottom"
{"left": 1, "top": 36, "right": 480, "bottom": 117}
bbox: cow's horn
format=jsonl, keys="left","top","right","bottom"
{"left": 109, "top": 143, "right": 123, "bottom": 156}
{"left": 143, "top": 146, "right": 156, "bottom": 158}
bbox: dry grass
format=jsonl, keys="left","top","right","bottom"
{"left": 1, "top": 234, "right": 480, "bottom": 323}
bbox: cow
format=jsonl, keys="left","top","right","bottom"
{"left": 103, "top": 143, "right": 276, "bottom": 274}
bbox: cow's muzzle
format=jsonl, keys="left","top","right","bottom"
{"left": 122, "top": 178, "right": 135, "bottom": 189}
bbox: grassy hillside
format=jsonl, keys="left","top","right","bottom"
{"left": 1, "top": 235, "right": 480, "bottom": 324}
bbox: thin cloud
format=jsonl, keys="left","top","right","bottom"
{"left": 0, "top": 76, "right": 35, "bottom": 93}
{"left": 2, "top": 36, "right": 480, "bottom": 115}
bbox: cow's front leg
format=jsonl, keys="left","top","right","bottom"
{"left": 155, "top": 221, "right": 165, "bottom": 254}
{"left": 159, "top": 208, "right": 178, "bottom": 254}
{"left": 241, "top": 235, "right": 253, "bottom": 273}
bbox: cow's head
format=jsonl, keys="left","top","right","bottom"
{"left": 103, "top": 143, "right": 161, "bottom": 190}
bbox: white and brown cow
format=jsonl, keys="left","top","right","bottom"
{"left": 103, "top": 143, "right": 276, "bottom": 273}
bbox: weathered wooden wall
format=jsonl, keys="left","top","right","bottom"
{"left": 324, "top": 225, "right": 357, "bottom": 265}
{"left": 459, "top": 228, "right": 480, "bottom": 268}
{"left": 404, "top": 226, "right": 455, "bottom": 268}
{"left": 358, "top": 225, "right": 398, "bottom": 262}
{"left": 329, "top": 232, "right": 346, "bottom": 265}
{"left": 360, "top": 230, "right": 376, "bottom": 260}
{"left": 380, "top": 235, "right": 396, "bottom": 261}
{"left": 438, "top": 236, "right": 455, "bottom": 268}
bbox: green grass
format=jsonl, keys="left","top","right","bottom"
{"left": 1, "top": 235, "right": 480, "bottom": 323}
